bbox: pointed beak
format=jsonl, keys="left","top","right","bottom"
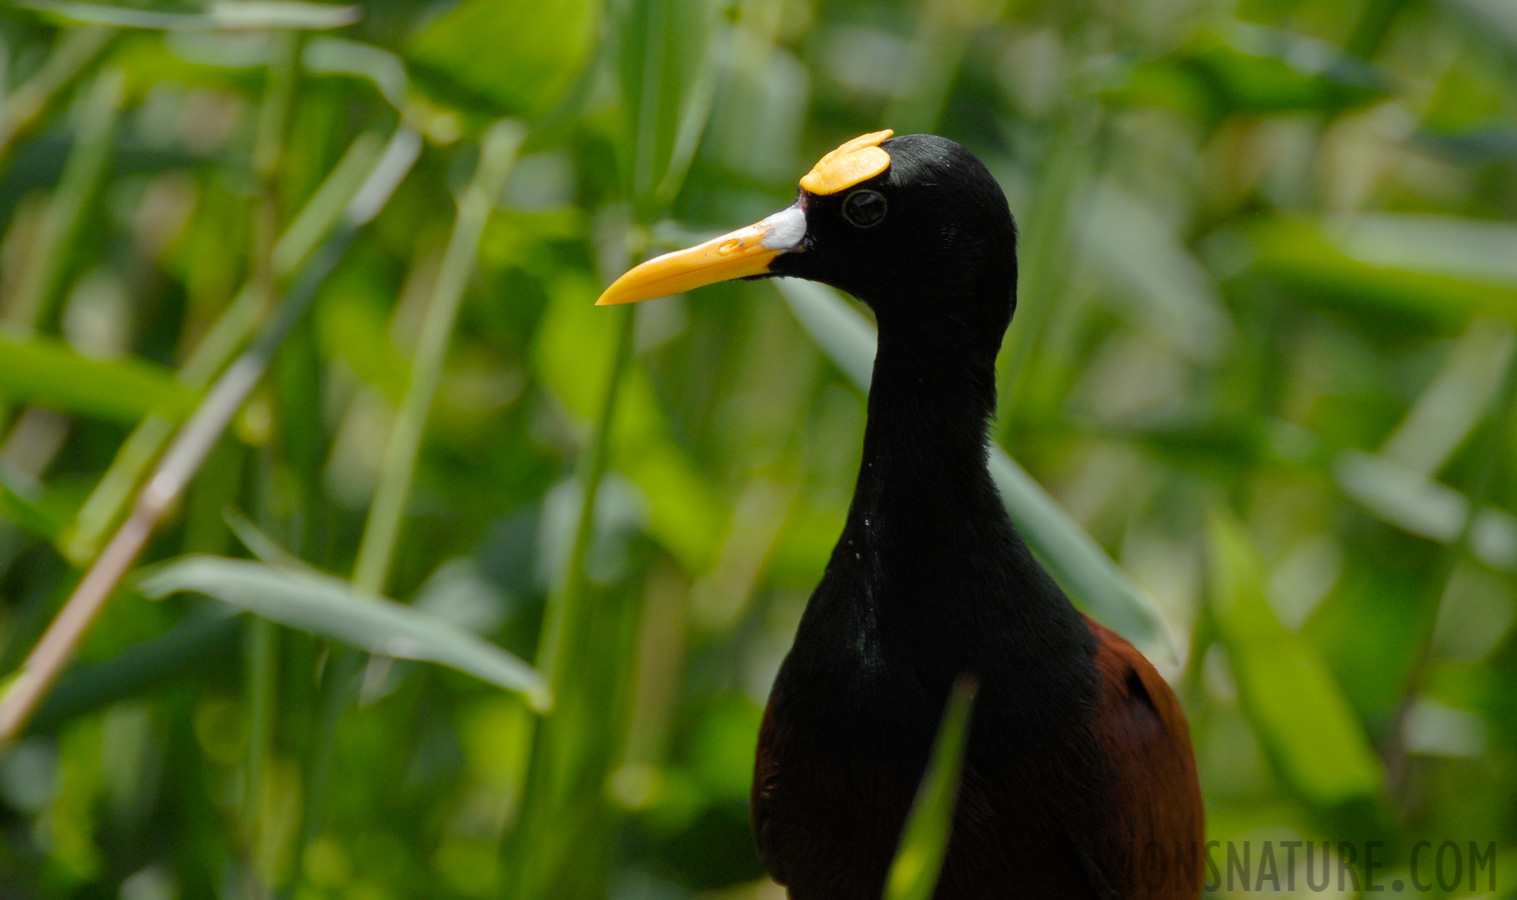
{"left": 596, "top": 205, "right": 807, "bottom": 306}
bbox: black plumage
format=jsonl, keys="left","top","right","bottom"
{"left": 600, "top": 133, "right": 1203, "bottom": 900}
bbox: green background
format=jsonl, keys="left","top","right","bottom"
{"left": 0, "top": 0, "right": 1514, "bottom": 897}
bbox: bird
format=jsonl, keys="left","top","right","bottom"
{"left": 596, "top": 131, "right": 1203, "bottom": 900}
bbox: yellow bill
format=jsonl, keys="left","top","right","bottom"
{"left": 596, "top": 205, "right": 807, "bottom": 306}
{"left": 595, "top": 130, "right": 894, "bottom": 306}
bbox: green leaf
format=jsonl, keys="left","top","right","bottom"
{"left": 987, "top": 454, "right": 1171, "bottom": 657}
{"left": 0, "top": 331, "right": 199, "bottom": 423}
{"left": 1217, "top": 214, "right": 1517, "bottom": 329}
{"left": 1112, "top": 21, "right": 1388, "bottom": 118}
{"left": 1444, "top": 0, "right": 1517, "bottom": 57}
{"left": 885, "top": 676, "right": 978, "bottom": 900}
{"left": 0, "top": 475, "right": 66, "bottom": 540}
{"left": 612, "top": 0, "right": 723, "bottom": 216}
{"left": 1082, "top": 181, "right": 1232, "bottom": 363}
{"left": 303, "top": 38, "right": 410, "bottom": 111}
{"left": 138, "top": 556, "right": 551, "bottom": 711}
{"left": 534, "top": 276, "right": 724, "bottom": 572}
{"left": 27, "top": 612, "right": 242, "bottom": 736}
{"left": 1205, "top": 509, "right": 1385, "bottom": 810}
{"left": 16, "top": 0, "right": 361, "bottom": 31}
{"left": 1334, "top": 451, "right": 1517, "bottom": 571}
{"left": 777, "top": 279, "right": 1174, "bottom": 659}
{"left": 406, "top": 0, "right": 598, "bottom": 120}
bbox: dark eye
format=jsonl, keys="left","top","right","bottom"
{"left": 842, "top": 190, "right": 887, "bottom": 228}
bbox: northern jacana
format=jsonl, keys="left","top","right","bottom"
{"left": 598, "top": 131, "right": 1203, "bottom": 900}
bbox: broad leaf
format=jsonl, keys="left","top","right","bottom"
{"left": 17, "top": 0, "right": 360, "bottom": 31}
{"left": 1112, "top": 21, "right": 1388, "bottom": 119}
{"left": 612, "top": 0, "right": 722, "bottom": 216}
{"left": 0, "top": 331, "right": 198, "bottom": 423}
{"left": 1216, "top": 214, "right": 1517, "bottom": 329}
{"left": 1206, "top": 509, "right": 1385, "bottom": 810}
{"left": 407, "top": 0, "right": 597, "bottom": 120}
{"left": 138, "top": 556, "right": 550, "bottom": 710}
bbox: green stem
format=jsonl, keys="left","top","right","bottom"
{"left": 1344, "top": 0, "right": 1408, "bottom": 59}
{"left": 0, "top": 128, "right": 419, "bottom": 754}
{"left": 352, "top": 121, "right": 524, "bottom": 596}
{"left": 536, "top": 306, "right": 637, "bottom": 688}
{"left": 995, "top": 111, "right": 1092, "bottom": 437}
{"left": 0, "top": 27, "right": 114, "bottom": 174}
{"left": 5, "top": 65, "right": 122, "bottom": 334}
{"left": 289, "top": 121, "right": 522, "bottom": 892}
{"left": 62, "top": 131, "right": 389, "bottom": 564}
{"left": 507, "top": 303, "right": 637, "bottom": 900}
{"left": 244, "top": 36, "right": 300, "bottom": 900}
{"left": 245, "top": 616, "right": 279, "bottom": 896}
{"left": 882, "top": 0, "right": 997, "bottom": 134}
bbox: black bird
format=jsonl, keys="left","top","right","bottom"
{"left": 597, "top": 131, "right": 1203, "bottom": 900}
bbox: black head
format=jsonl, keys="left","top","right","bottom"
{"left": 770, "top": 134, "right": 1019, "bottom": 355}
{"left": 596, "top": 132, "right": 1018, "bottom": 360}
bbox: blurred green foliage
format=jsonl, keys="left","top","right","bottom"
{"left": 0, "top": 0, "right": 1515, "bottom": 898}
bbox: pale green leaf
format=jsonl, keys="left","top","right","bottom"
{"left": 407, "top": 0, "right": 597, "bottom": 120}
{"left": 138, "top": 556, "right": 551, "bottom": 711}
{"left": 0, "top": 331, "right": 198, "bottom": 423}
{"left": 1206, "top": 509, "right": 1385, "bottom": 809}
{"left": 1219, "top": 214, "right": 1517, "bottom": 328}
{"left": 16, "top": 0, "right": 360, "bottom": 31}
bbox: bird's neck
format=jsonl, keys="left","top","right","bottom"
{"left": 796, "top": 300, "right": 1098, "bottom": 738}
{"left": 828, "top": 314, "right": 1042, "bottom": 632}
{"left": 853, "top": 322, "right": 1004, "bottom": 533}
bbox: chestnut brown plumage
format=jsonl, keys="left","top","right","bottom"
{"left": 599, "top": 132, "right": 1203, "bottom": 899}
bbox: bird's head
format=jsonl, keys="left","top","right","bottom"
{"left": 597, "top": 131, "right": 1018, "bottom": 357}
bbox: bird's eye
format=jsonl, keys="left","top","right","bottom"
{"left": 842, "top": 190, "right": 887, "bottom": 228}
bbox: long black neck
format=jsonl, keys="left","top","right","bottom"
{"left": 785, "top": 287, "right": 1100, "bottom": 752}
{"left": 819, "top": 300, "right": 1082, "bottom": 657}
{"left": 851, "top": 318, "right": 1006, "bottom": 551}
{"left": 790, "top": 301, "right": 1096, "bottom": 742}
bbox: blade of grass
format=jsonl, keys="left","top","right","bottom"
{"left": 537, "top": 306, "right": 636, "bottom": 688}
{"left": 245, "top": 35, "right": 300, "bottom": 900}
{"left": 5, "top": 66, "right": 123, "bottom": 334}
{"left": 0, "top": 27, "right": 114, "bottom": 172}
{"left": 883, "top": 0, "right": 1003, "bottom": 134}
{"left": 0, "top": 472, "right": 65, "bottom": 539}
{"left": 0, "top": 331, "right": 198, "bottom": 423}
{"left": 24, "top": 610, "right": 241, "bottom": 736}
{"left": 1333, "top": 452, "right": 1517, "bottom": 571}
{"left": 1205, "top": 508, "right": 1384, "bottom": 811}
{"left": 137, "top": 556, "right": 549, "bottom": 706}
{"left": 506, "top": 305, "right": 638, "bottom": 900}
{"left": 1378, "top": 320, "right": 1514, "bottom": 475}
{"left": 613, "top": 0, "right": 721, "bottom": 219}
{"left": 997, "top": 112, "right": 1094, "bottom": 431}
{"left": 507, "top": 9, "right": 717, "bottom": 890}
{"left": 777, "top": 278, "right": 1173, "bottom": 658}
{"left": 62, "top": 129, "right": 389, "bottom": 564}
{"left": 0, "top": 127, "right": 419, "bottom": 753}
{"left": 885, "top": 675, "right": 979, "bottom": 900}
{"left": 16, "top": 0, "right": 361, "bottom": 31}
{"left": 289, "top": 120, "right": 524, "bottom": 890}
{"left": 303, "top": 39, "right": 408, "bottom": 110}
{"left": 352, "top": 119, "right": 524, "bottom": 595}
